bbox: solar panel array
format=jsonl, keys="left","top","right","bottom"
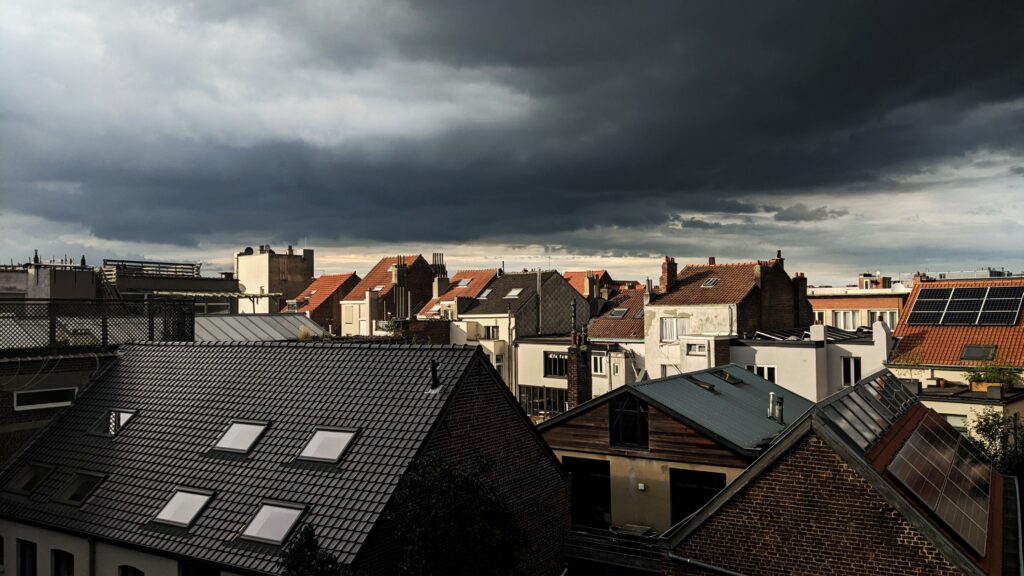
{"left": 907, "top": 286, "right": 1024, "bottom": 326}
{"left": 887, "top": 411, "right": 992, "bottom": 556}
{"left": 821, "top": 371, "right": 918, "bottom": 451}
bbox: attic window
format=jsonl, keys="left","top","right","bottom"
{"left": 479, "top": 289, "right": 492, "bottom": 300}
{"left": 607, "top": 308, "right": 628, "bottom": 319}
{"left": 4, "top": 464, "right": 53, "bottom": 495}
{"left": 297, "top": 428, "right": 355, "bottom": 463}
{"left": 961, "top": 345, "right": 997, "bottom": 361}
{"left": 701, "top": 278, "right": 721, "bottom": 288}
{"left": 55, "top": 472, "right": 104, "bottom": 505}
{"left": 428, "top": 304, "right": 441, "bottom": 313}
{"left": 456, "top": 278, "right": 472, "bottom": 287}
{"left": 154, "top": 490, "right": 212, "bottom": 527}
{"left": 371, "top": 285, "right": 384, "bottom": 292}
{"left": 504, "top": 288, "right": 524, "bottom": 299}
{"left": 241, "top": 503, "right": 305, "bottom": 544}
{"left": 212, "top": 421, "right": 267, "bottom": 453}
{"left": 307, "top": 290, "right": 317, "bottom": 296}
{"left": 91, "top": 410, "right": 136, "bottom": 437}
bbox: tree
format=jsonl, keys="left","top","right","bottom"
{"left": 382, "top": 453, "right": 527, "bottom": 576}
{"left": 968, "top": 408, "right": 1024, "bottom": 479}
{"left": 280, "top": 524, "right": 349, "bottom": 576}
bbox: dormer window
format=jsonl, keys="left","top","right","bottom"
{"left": 297, "top": 428, "right": 355, "bottom": 463}
{"left": 212, "top": 421, "right": 267, "bottom": 453}
{"left": 505, "top": 288, "right": 524, "bottom": 299}
{"left": 701, "top": 278, "right": 720, "bottom": 288}
{"left": 91, "top": 410, "right": 136, "bottom": 437}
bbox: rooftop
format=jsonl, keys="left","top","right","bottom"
{"left": 342, "top": 255, "right": 429, "bottom": 302}
{"left": 194, "top": 313, "right": 325, "bottom": 342}
{"left": 281, "top": 273, "right": 359, "bottom": 314}
{"left": 417, "top": 268, "right": 499, "bottom": 317}
{"left": 587, "top": 289, "right": 646, "bottom": 341}
{"left": 652, "top": 259, "right": 783, "bottom": 306}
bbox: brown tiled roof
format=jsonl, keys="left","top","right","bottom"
{"left": 563, "top": 270, "right": 610, "bottom": 296}
{"left": 652, "top": 260, "right": 779, "bottom": 306}
{"left": 587, "top": 289, "right": 646, "bottom": 340}
{"left": 808, "top": 295, "right": 907, "bottom": 310}
{"left": 342, "top": 255, "right": 429, "bottom": 302}
{"left": 417, "top": 269, "right": 499, "bottom": 317}
{"left": 892, "top": 278, "right": 1024, "bottom": 367}
{"left": 280, "top": 273, "right": 359, "bottom": 313}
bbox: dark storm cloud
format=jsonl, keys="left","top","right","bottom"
{"left": 3, "top": 0, "right": 1024, "bottom": 250}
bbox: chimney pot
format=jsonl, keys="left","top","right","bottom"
{"left": 708, "top": 256, "right": 716, "bottom": 265}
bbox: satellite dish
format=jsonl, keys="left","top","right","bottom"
{"left": 238, "top": 283, "right": 247, "bottom": 293}
{"left": 243, "top": 246, "right": 254, "bottom": 255}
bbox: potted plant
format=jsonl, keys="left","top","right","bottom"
{"left": 963, "top": 364, "right": 1022, "bottom": 393}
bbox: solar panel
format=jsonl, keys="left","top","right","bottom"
{"left": 907, "top": 285, "right": 1024, "bottom": 326}
{"left": 887, "top": 411, "right": 991, "bottom": 556}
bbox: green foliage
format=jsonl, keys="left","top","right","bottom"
{"left": 383, "top": 453, "right": 526, "bottom": 576}
{"left": 297, "top": 325, "right": 314, "bottom": 342}
{"left": 962, "top": 364, "right": 1021, "bottom": 386}
{"left": 280, "top": 524, "right": 349, "bottom": 576}
{"left": 968, "top": 409, "right": 1024, "bottom": 479}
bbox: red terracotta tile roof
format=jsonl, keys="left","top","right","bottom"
{"left": 652, "top": 260, "right": 779, "bottom": 306}
{"left": 892, "top": 278, "right": 1024, "bottom": 367}
{"left": 342, "top": 255, "right": 429, "bottom": 302}
{"left": 417, "top": 269, "right": 499, "bottom": 317}
{"left": 587, "top": 289, "right": 646, "bottom": 340}
{"left": 563, "top": 270, "right": 610, "bottom": 296}
{"left": 280, "top": 273, "right": 359, "bottom": 313}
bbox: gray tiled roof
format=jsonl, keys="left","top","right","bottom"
{"left": 462, "top": 271, "right": 559, "bottom": 315}
{"left": 0, "top": 341, "right": 479, "bottom": 573}
{"left": 195, "top": 313, "right": 325, "bottom": 341}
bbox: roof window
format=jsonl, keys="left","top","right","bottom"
{"left": 154, "top": 490, "right": 212, "bottom": 527}
{"left": 701, "top": 278, "right": 721, "bottom": 288}
{"left": 504, "top": 288, "right": 524, "bottom": 299}
{"left": 371, "top": 285, "right": 384, "bottom": 292}
{"left": 55, "top": 472, "right": 104, "bottom": 505}
{"left": 91, "top": 410, "right": 136, "bottom": 437}
{"left": 241, "top": 503, "right": 304, "bottom": 544}
{"left": 607, "top": 308, "right": 628, "bottom": 319}
{"left": 456, "top": 278, "right": 472, "bottom": 287}
{"left": 4, "top": 464, "right": 53, "bottom": 495}
{"left": 428, "top": 304, "right": 441, "bottom": 313}
{"left": 961, "top": 345, "right": 997, "bottom": 361}
{"left": 479, "top": 289, "right": 492, "bottom": 300}
{"left": 212, "top": 421, "right": 267, "bottom": 453}
{"left": 298, "top": 428, "right": 355, "bottom": 463}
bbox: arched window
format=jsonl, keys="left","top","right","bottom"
{"left": 52, "top": 549, "right": 75, "bottom": 576}
{"left": 118, "top": 566, "right": 145, "bottom": 576}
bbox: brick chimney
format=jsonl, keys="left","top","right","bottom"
{"left": 659, "top": 256, "right": 677, "bottom": 293}
{"left": 792, "top": 272, "right": 813, "bottom": 326}
{"left": 432, "top": 275, "right": 449, "bottom": 298}
{"left": 708, "top": 256, "right": 716, "bottom": 265}
{"left": 567, "top": 333, "right": 592, "bottom": 409}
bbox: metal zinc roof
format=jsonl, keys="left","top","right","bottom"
{"left": 633, "top": 364, "right": 814, "bottom": 452}
{"left": 195, "top": 314, "right": 325, "bottom": 342}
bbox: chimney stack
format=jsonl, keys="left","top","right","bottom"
{"left": 708, "top": 256, "right": 716, "bottom": 265}
{"left": 775, "top": 396, "right": 785, "bottom": 424}
{"left": 659, "top": 256, "right": 677, "bottom": 293}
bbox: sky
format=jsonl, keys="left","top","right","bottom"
{"left": 2, "top": 1, "right": 1023, "bottom": 286}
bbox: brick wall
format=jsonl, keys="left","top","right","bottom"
{"left": 663, "top": 431, "right": 964, "bottom": 576}
{"left": 566, "top": 341, "right": 592, "bottom": 408}
{"left": 405, "top": 318, "right": 452, "bottom": 344}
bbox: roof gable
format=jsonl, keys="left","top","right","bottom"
{"left": 652, "top": 260, "right": 779, "bottom": 306}
{"left": 342, "top": 255, "right": 430, "bottom": 302}
{"left": 416, "top": 269, "right": 499, "bottom": 317}
{"left": 563, "top": 270, "right": 611, "bottom": 296}
{"left": 281, "top": 273, "right": 358, "bottom": 313}
{"left": 587, "top": 289, "right": 646, "bottom": 340}
{"left": 461, "top": 271, "right": 561, "bottom": 315}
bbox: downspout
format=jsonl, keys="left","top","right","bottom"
{"left": 666, "top": 553, "right": 750, "bottom": 576}
{"left": 89, "top": 536, "right": 96, "bottom": 576}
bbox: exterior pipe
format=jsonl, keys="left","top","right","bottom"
{"left": 666, "top": 553, "right": 751, "bottom": 576}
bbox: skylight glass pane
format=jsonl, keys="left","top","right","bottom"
{"left": 91, "top": 410, "right": 135, "bottom": 436}
{"left": 213, "top": 422, "right": 266, "bottom": 452}
{"left": 242, "top": 504, "right": 303, "bottom": 544}
{"left": 299, "top": 429, "right": 355, "bottom": 462}
{"left": 58, "top": 473, "right": 104, "bottom": 504}
{"left": 428, "top": 304, "right": 441, "bottom": 313}
{"left": 5, "top": 464, "right": 52, "bottom": 494}
{"left": 371, "top": 285, "right": 384, "bottom": 291}
{"left": 607, "top": 308, "right": 628, "bottom": 319}
{"left": 154, "top": 490, "right": 211, "bottom": 526}
{"left": 457, "top": 278, "right": 472, "bottom": 287}
{"left": 505, "top": 288, "right": 523, "bottom": 298}
{"left": 479, "top": 289, "right": 492, "bottom": 299}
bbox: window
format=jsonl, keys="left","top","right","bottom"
{"left": 670, "top": 469, "right": 726, "bottom": 525}
{"left": 427, "top": 304, "right": 441, "bottom": 314}
{"left": 90, "top": 410, "right": 135, "bottom": 437}
{"left": 814, "top": 310, "right": 825, "bottom": 324}
{"left": 961, "top": 345, "right": 997, "bottom": 361}
{"left": 504, "top": 288, "right": 524, "bottom": 299}
{"left": 606, "top": 308, "right": 628, "bottom": 319}
{"left": 154, "top": 490, "right": 212, "bottom": 527}
{"left": 298, "top": 429, "right": 355, "bottom": 463}
{"left": 944, "top": 414, "right": 969, "bottom": 434}
{"left": 842, "top": 356, "right": 862, "bottom": 386}
{"left": 610, "top": 394, "right": 648, "bottom": 448}
{"left": 592, "top": 355, "right": 606, "bottom": 375}
{"left": 686, "top": 343, "right": 707, "bottom": 356}
{"left": 544, "top": 352, "right": 568, "bottom": 378}
{"left": 456, "top": 278, "right": 472, "bottom": 287}
{"left": 13, "top": 388, "right": 76, "bottom": 411}
{"left": 479, "top": 289, "right": 492, "bottom": 300}
{"left": 178, "top": 561, "right": 219, "bottom": 576}
{"left": 118, "top": 567, "right": 144, "bottom": 576}
{"left": 832, "top": 310, "right": 856, "bottom": 330}
{"left": 51, "top": 550, "right": 74, "bottom": 576}
{"left": 482, "top": 325, "right": 500, "bottom": 340}
{"left": 241, "top": 503, "right": 304, "bottom": 545}
{"left": 518, "top": 385, "right": 567, "bottom": 417}
{"left": 371, "top": 285, "right": 383, "bottom": 292}
{"left": 701, "top": 278, "right": 720, "bottom": 288}
{"left": 17, "top": 539, "right": 36, "bottom": 576}
{"left": 660, "top": 317, "right": 689, "bottom": 342}
{"left": 54, "top": 473, "right": 104, "bottom": 506}
{"left": 494, "top": 354, "right": 504, "bottom": 374}
{"left": 746, "top": 365, "right": 776, "bottom": 383}
{"left": 869, "top": 309, "right": 898, "bottom": 327}
{"left": 5, "top": 464, "right": 53, "bottom": 495}
{"left": 212, "top": 421, "right": 267, "bottom": 453}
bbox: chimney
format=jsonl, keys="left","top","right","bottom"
{"left": 767, "top": 392, "right": 776, "bottom": 419}
{"left": 429, "top": 360, "right": 442, "bottom": 389}
{"left": 708, "top": 256, "right": 716, "bottom": 265}
{"left": 584, "top": 271, "right": 596, "bottom": 299}
{"left": 303, "top": 249, "right": 314, "bottom": 281}
{"left": 566, "top": 338, "right": 592, "bottom": 409}
{"left": 774, "top": 396, "right": 785, "bottom": 424}
{"left": 792, "top": 272, "right": 811, "bottom": 326}
{"left": 775, "top": 249, "right": 784, "bottom": 268}
{"left": 432, "top": 274, "right": 450, "bottom": 299}
{"left": 659, "top": 256, "right": 677, "bottom": 293}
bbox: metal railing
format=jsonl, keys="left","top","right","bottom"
{"left": 0, "top": 299, "right": 194, "bottom": 355}
{"left": 102, "top": 259, "right": 202, "bottom": 279}
{"left": 564, "top": 525, "right": 662, "bottom": 570}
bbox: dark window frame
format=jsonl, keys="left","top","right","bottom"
{"left": 961, "top": 345, "right": 997, "bottom": 362}
{"left": 51, "top": 549, "right": 75, "bottom": 576}
{"left": 543, "top": 352, "right": 568, "bottom": 378}
{"left": 53, "top": 471, "right": 106, "bottom": 506}
{"left": 294, "top": 427, "right": 358, "bottom": 463}
{"left": 609, "top": 393, "right": 649, "bottom": 449}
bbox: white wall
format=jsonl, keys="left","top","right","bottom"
{"left": 451, "top": 315, "right": 513, "bottom": 385}
{"left": 517, "top": 341, "right": 571, "bottom": 391}
{"left": 644, "top": 304, "right": 734, "bottom": 378}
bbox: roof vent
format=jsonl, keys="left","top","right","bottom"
{"left": 767, "top": 392, "right": 776, "bottom": 419}
{"left": 429, "top": 360, "right": 441, "bottom": 389}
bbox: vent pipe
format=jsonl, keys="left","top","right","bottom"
{"left": 767, "top": 392, "right": 775, "bottom": 419}
{"left": 429, "top": 360, "right": 441, "bottom": 389}
{"left": 775, "top": 396, "right": 785, "bottom": 424}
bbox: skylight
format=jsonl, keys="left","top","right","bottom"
{"left": 428, "top": 304, "right": 441, "bottom": 313}
{"left": 298, "top": 428, "right": 355, "bottom": 462}
{"left": 607, "top": 308, "right": 628, "bottom": 319}
{"left": 55, "top": 472, "right": 104, "bottom": 505}
{"left": 212, "top": 421, "right": 267, "bottom": 453}
{"left": 371, "top": 285, "right": 384, "bottom": 292}
{"left": 91, "top": 409, "right": 135, "bottom": 437}
{"left": 504, "top": 288, "right": 524, "bottom": 299}
{"left": 4, "top": 464, "right": 53, "bottom": 495}
{"left": 961, "top": 345, "right": 997, "bottom": 361}
{"left": 241, "top": 503, "right": 304, "bottom": 544}
{"left": 456, "top": 278, "right": 472, "bottom": 287}
{"left": 701, "top": 278, "right": 721, "bottom": 288}
{"left": 479, "top": 289, "right": 492, "bottom": 300}
{"left": 154, "top": 490, "right": 212, "bottom": 527}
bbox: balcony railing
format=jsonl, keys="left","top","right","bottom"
{"left": 0, "top": 299, "right": 195, "bottom": 355}
{"left": 564, "top": 525, "right": 662, "bottom": 572}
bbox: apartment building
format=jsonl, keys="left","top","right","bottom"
{"left": 235, "top": 245, "right": 313, "bottom": 314}
{"left": 808, "top": 272, "right": 910, "bottom": 330}
{"left": 340, "top": 255, "right": 435, "bottom": 336}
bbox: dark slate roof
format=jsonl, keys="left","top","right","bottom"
{"left": 540, "top": 364, "right": 813, "bottom": 455}
{"left": 194, "top": 313, "right": 326, "bottom": 341}
{"left": 462, "top": 271, "right": 560, "bottom": 315}
{"left": 0, "top": 341, "right": 480, "bottom": 574}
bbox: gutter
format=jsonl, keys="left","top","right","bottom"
{"left": 666, "top": 553, "right": 750, "bottom": 576}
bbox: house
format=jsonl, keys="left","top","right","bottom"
{"left": 450, "top": 270, "right": 589, "bottom": 390}
{"left": 645, "top": 254, "right": 814, "bottom": 379}
{"left": 729, "top": 321, "right": 893, "bottom": 401}
{"left": 888, "top": 277, "right": 1024, "bottom": 432}
{"left": 235, "top": 245, "right": 314, "bottom": 314}
{"left": 808, "top": 272, "right": 910, "bottom": 330}
{"left": 662, "top": 369, "right": 1022, "bottom": 576}
{"left": 195, "top": 313, "right": 326, "bottom": 342}
{"left": 585, "top": 288, "right": 648, "bottom": 395}
{"left": 281, "top": 273, "right": 360, "bottom": 334}
{"left": 0, "top": 342, "right": 569, "bottom": 575}
{"left": 563, "top": 270, "right": 640, "bottom": 316}
{"left": 416, "top": 268, "right": 499, "bottom": 320}
{"left": 0, "top": 257, "right": 98, "bottom": 300}
{"left": 340, "top": 255, "right": 437, "bottom": 337}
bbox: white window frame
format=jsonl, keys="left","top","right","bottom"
{"left": 13, "top": 387, "right": 78, "bottom": 411}
{"left": 832, "top": 310, "right": 856, "bottom": 330}
{"left": 483, "top": 325, "right": 500, "bottom": 340}
{"left": 592, "top": 354, "right": 606, "bottom": 375}
{"left": 869, "top": 309, "right": 898, "bottom": 327}
{"left": 746, "top": 364, "right": 777, "bottom": 383}
{"left": 686, "top": 343, "right": 707, "bottom": 356}
{"left": 814, "top": 310, "right": 825, "bottom": 324}
{"left": 660, "top": 317, "right": 689, "bottom": 342}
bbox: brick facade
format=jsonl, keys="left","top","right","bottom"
{"left": 663, "top": 431, "right": 963, "bottom": 576}
{"left": 566, "top": 338, "right": 592, "bottom": 408}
